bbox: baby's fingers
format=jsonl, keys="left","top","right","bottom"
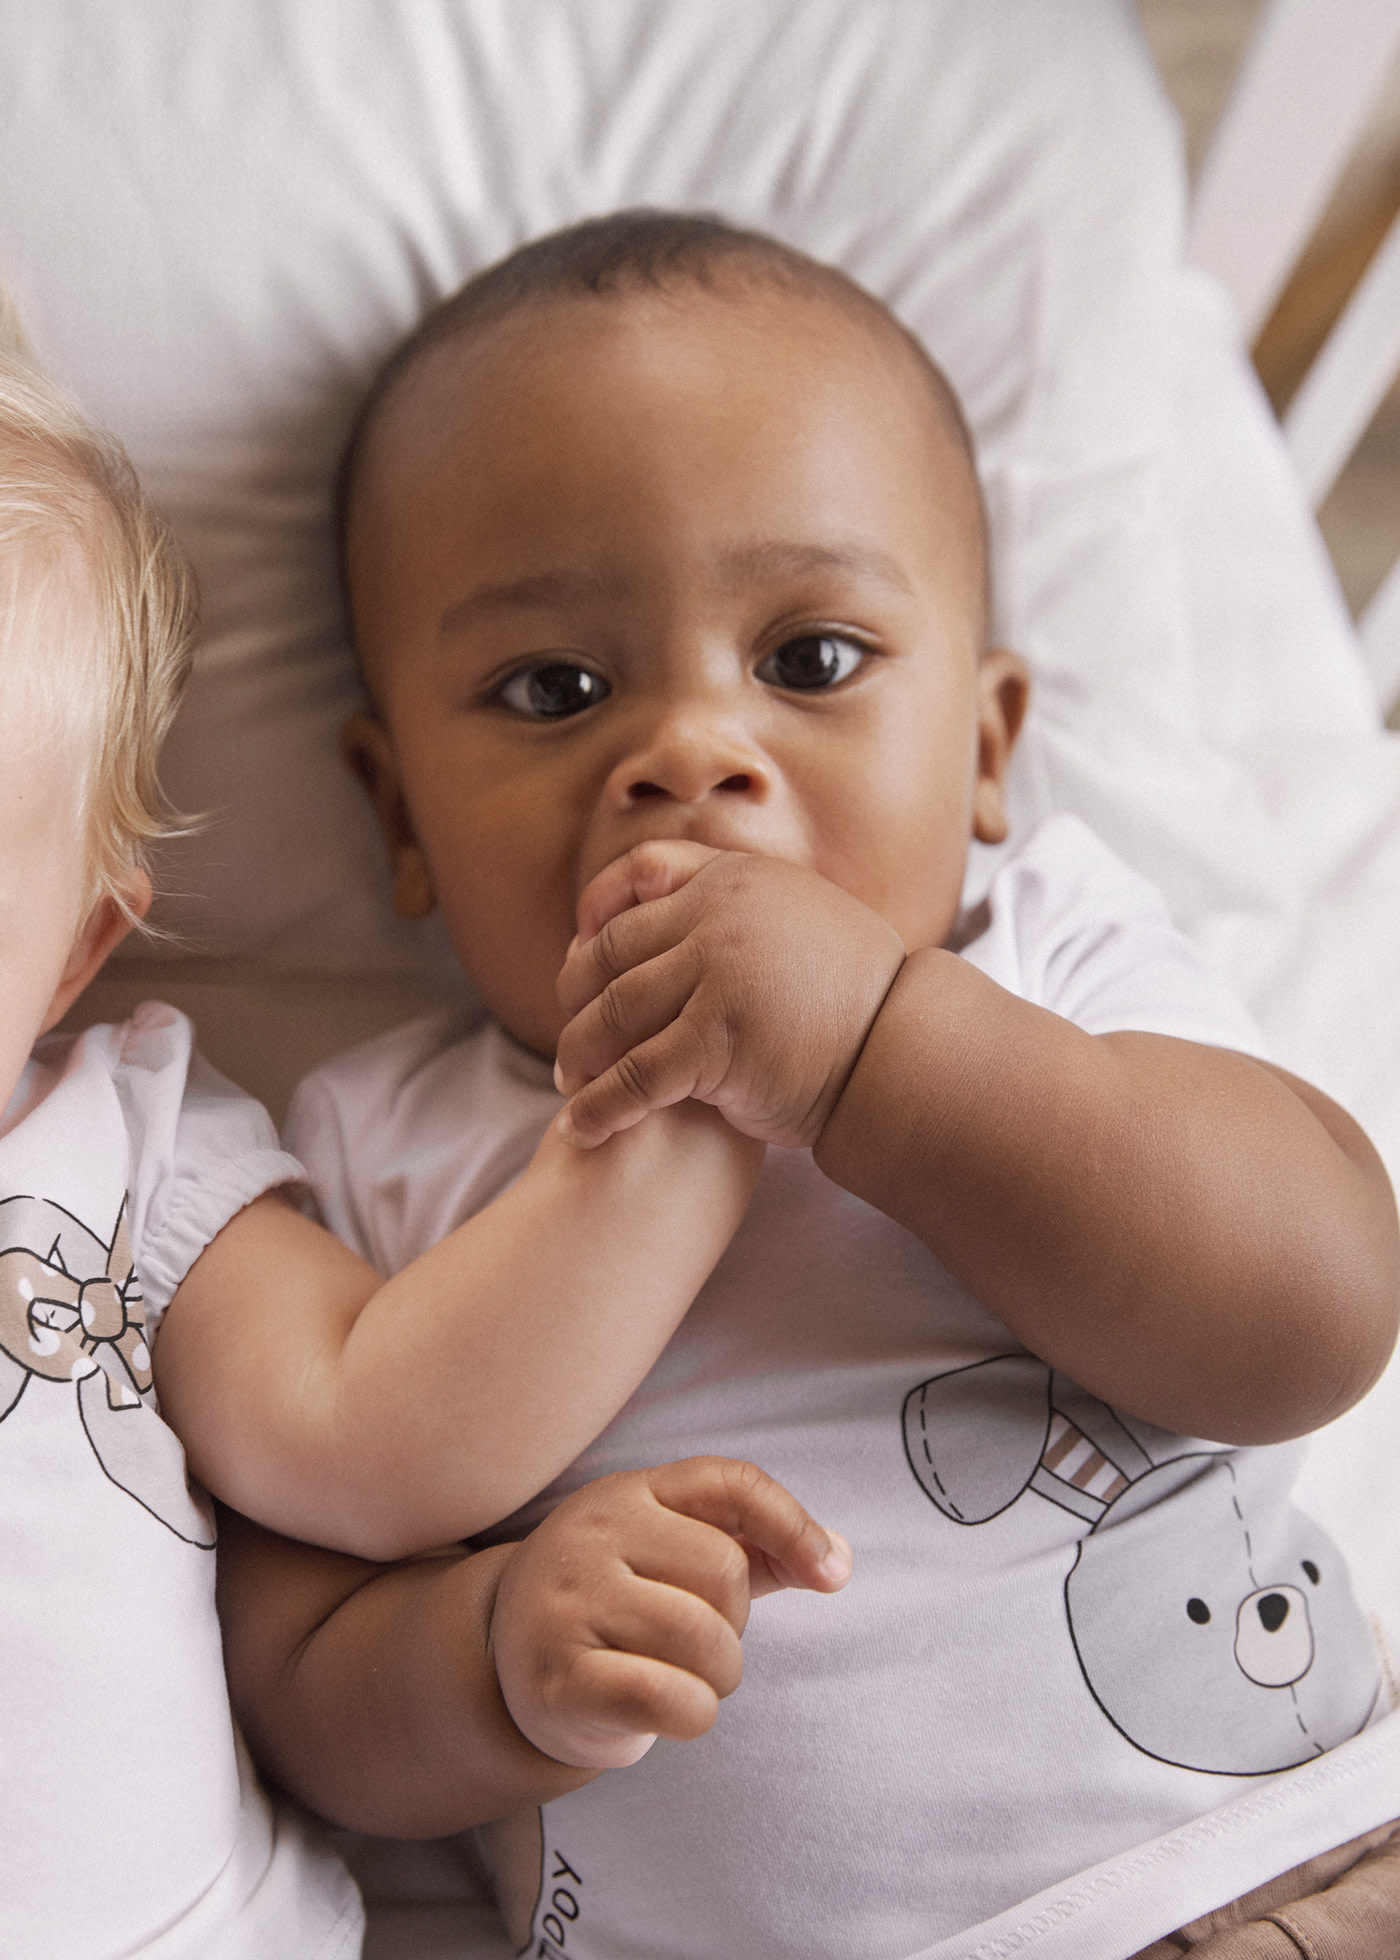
{"left": 524, "top": 1648, "right": 723, "bottom": 1770}
{"left": 574, "top": 840, "right": 724, "bottom": 945}
{"left": 557, "top": 880, "right": 699, "bottom": 1020}
{"left": 592, "top": 1572, "right": 746, "bottom": 1698}
{"left": 649, "top": 1457, "right": 853, "bottom": 1598}
{"left": 557, "top": 1019, "right": 715, "bottom": 1147}
{"left": 555, "top": 942, "right": 701, "bottom": 1099}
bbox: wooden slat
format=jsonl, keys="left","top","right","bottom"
{"left": 1187, "top": 0, "right": 1400, "bottom": 344}
{"left": 1283, "top": 205, "right": 1400, "bottom": 508}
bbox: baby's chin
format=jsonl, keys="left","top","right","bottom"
{"left": 446, "top": 930, "right": 575, "bottom": 1064}
{"left": 488, "top": 1001, "right": 568, "bottom": 1068}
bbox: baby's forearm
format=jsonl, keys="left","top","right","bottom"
{"left": 815, "top": 949, "right": 1400, "bottom": 1443}
{"left": 158, "top": 1102, "right": 762, "bottom": 1558}
{"left": 216, "top": 1509, "right": 594, "bottom": 1836}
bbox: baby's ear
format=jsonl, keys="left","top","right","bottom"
{"left": 972, "top": 648, "right": 1029, "bottom": 845}
{"left": 341, "top": 713, "right": 437, "bottom": 921}
{"left": 41, "top": 874, "right": 152, "bottom": 1033}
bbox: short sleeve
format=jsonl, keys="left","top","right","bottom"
{"left": 959, "top": 816, "right": 1273, "bottom": 1059}
{"left": 283, "top": 1010, "right": 556, "bottom": 1278}
{"left": 111, "top": 1001, "right": 306, "bottom": 1327}
{"left": 282, "top": 1067, "right": 364, "bottom": 1254}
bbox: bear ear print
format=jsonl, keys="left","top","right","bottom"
{"left": 903, "top": 1354, "right": 1052, "bottom": 1524}
{"left": 1096, "top": 1449, "right": 1225, "bottom": 1529}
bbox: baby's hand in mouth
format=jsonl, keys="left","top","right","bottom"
{"left": 553, "top": 839, "right": 905, "bottom": 1150}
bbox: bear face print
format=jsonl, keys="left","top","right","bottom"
{"left": 902, "top": 1356, "right": 1380, "bottom": 1775}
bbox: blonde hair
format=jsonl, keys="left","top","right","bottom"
{"left": 0, "top": 329, "right": 198, "bottom": 926}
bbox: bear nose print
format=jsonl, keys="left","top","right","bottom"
{"left": 1257, "top": 1593, "right": 1289, "bottom": 1633}
{"left": 1234, "top": 1585, "right": 1313, "bottom": 1687}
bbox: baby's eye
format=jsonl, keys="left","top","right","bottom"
{"left": 756, "top": 635, "right": 866, "bottom": 691}
{"left": 494, "top": 662, "right": 611, "bottom": 720}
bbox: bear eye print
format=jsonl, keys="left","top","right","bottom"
{"left": 1186, "top": 1597, "right": 1211, "bottom": 1624}
{"left": 1302, "top": 1560, "right": 1321, "bottom": 1585}
{"left": 755, "top": 634, "right": 866, "bottom": 691}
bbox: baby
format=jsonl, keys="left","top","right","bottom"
{"left": 0, "top": 342, "right": 846, "bottom": 1957}
{"left": 222, "top": 213, "right": 1400, "bottom": 1958}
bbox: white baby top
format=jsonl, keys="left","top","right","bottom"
{"left": 0, "top": 1003, "right": 362, "bottom": 1960}
{"left": 287, "top": 817, "right": 1400, "bottom": 1960}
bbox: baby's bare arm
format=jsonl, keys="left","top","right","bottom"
{"left": 815, "top": 951, "right": 1400, "bottom": 1443}
{"left": 216, "top": 1509, "right": 591, "bottom": 1836}
{"left": 556, "top": 842, "right": 1399, "bottom": 1445}
{"left": 156, "top": 1101, "right": 762, "bottom": 1560}
{"left": 218, "top": 1460, "right": 850, "bottom": 1838}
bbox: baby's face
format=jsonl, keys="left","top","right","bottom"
{"left": 347, "top": 283, "right": 1025, "bottom": 1055}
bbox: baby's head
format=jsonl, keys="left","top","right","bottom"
{"left": 338, "top": 212, "right": 1027, "bottom": 1055}
{"left": 0, "top": 350, "right": 197, "bottom": 1099}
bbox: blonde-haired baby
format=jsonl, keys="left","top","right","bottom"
{"left": 0, "top": 343, "right": 845, "bottom": 1959}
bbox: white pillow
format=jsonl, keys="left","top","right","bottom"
{"left": 0, "top": 0, "right": 1275, "bottom": 1004}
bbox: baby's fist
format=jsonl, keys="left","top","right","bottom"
{"left": 555, "top": 842, "right": 906, "bottom": 1150}
{"left": 489, "top": 1458, "right": 850, "bottom": 1769}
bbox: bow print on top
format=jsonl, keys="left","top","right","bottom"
{"left": 0, "top": 1194, "right": 214, "bottom": 1545}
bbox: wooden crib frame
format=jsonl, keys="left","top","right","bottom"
{"left": 1187, "top": 0, "right": 1400, "bottom": 715}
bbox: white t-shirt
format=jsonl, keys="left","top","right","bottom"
{"left": 286, "top": 818, "right": 1400, "bottom": 1960}
{"left": 0, "top": 1002, "right": 363, "bottom": 1960}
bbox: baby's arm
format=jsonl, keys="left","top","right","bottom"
{"left": 554, "top": 843, "right": 1400, "bottom": 1445}
{"left": 217, "top": 1458, "right": 851, "bottom": 1837}
{"left": 813, "top": 965, "right": 1399, "bottom": 1441}
{"left": 155, "top": 1100, "right": 762, "bottom": 1560}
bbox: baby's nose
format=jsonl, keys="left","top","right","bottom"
{"left": 626, "top": 766, "right": 757, "bottom": 804}
{"left": 611, "top": 707, "right": 770, "bottom": 808}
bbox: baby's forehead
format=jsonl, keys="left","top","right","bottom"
{"left": 371, "top": 272, "right": 977, "bottom": 502}
{"left": 348, "top": 271, "right": 990, "bottom": 656}
{"left": 0, "top": 520, "right": 91, "bottom": 633}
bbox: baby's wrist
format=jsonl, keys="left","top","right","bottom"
{"left": 812, "top": 945, "right": 950, "bottom": 1177}
{"left": 589, "top": 1096, "right": 765, "bottom": 1200}
{"left": 655, "top": 1096, "right": 765, "bottom": 1164}
{"left": 809, "top": 948, "right": 911, "bottom": 1158}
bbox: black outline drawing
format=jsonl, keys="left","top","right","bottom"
{"left": 902, "top": 1355, "right": 1379, "bottom": 1774}
{"left": 0, "top": 1193, "right": 215, "bottom": 1546}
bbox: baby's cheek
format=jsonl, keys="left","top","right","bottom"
{"left": 446, "top": 906, "right": 573, "bottom": 1056}
{"left": 827, "top": 831, "right": 967, "bottom": 954}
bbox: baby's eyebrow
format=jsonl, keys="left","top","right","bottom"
{"left": 716, "top": 540, "right": 915, "bottom": 598}
{"left": 439, "top": 568, "right": 621, "bottom": 636}
{"left": 437, "top": 542, "right": 914, "bottom": 639}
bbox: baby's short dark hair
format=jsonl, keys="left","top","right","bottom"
{"left": 336, "top": 209, "right": 985, "bottom": 625}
